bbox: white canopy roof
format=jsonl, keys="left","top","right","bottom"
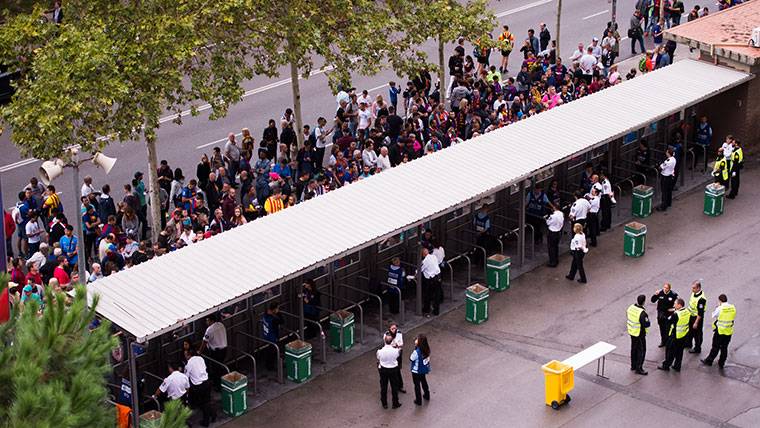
{"left": 87, "top": 60, "right": 751, "bottom": 342}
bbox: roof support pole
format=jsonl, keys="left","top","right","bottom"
{"left": 518, "top": 180, "right": 526, "bottom": 267}
{"left": 680, "top": 109, "right": 686, "bottom": 187}
{"left": 128, "top": 340, "right": 141, "bottom": 428}
{"left": 297, "top": 282, "right": 305, "bottom": 339}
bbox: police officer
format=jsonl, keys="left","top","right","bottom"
{"left": 569, "top": 191, "right": 590, "bottom": 229}
{"left": 526, "top": 183, "right": 550, "bottom": 244}
{"left": 701, "top": 294, "right": 737, "bottom": 369}
{"left": 687, "top": 280, "right": 707, "bottom": 354}
{"left": 627, "top": 294, "right": 650, "bottom": 375}
{"left": 658, "top": 298, "right": 689, "bottom": 372}
{"left": 377, "top": 333, "right": 402, "bottom": 409}
{"left": 585, "top": 187, "right": 600, "bottom": 247}
{"left": 712, "top": 148, "right": 729, "bottom": 188}
{"left": 386, "top": 257, "right": 405, "bottom": 314}
{"left": 651, "top": 283, "right": 678, "bottom": 347}
{"left": 598, "top": 171, "right": 614, "bottom": 231}
{"left": 727, "top": 139, "right": 743, "bottom": 199}
{"left": 545, "top": 203, "right": 564, "bottom": 267}
{"left": 656, "top": 148, "right": 676, "bottom": 211}
{"left": 385, "top": 322, "right": 406, "bottom": 393}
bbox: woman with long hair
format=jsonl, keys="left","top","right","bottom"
{"left": 410, "top": 334, "right": 431, "bottom": 405}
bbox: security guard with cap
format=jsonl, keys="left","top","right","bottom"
{"left": 627, "top": 294, "right": 650, "bottom": 375}
{"left": 701, "top": 294, "right": 736, "bottom": 369}
{"left": 727, "top": 139, "right": 743, "bottom": 199}
{"left": 687, "top": 280, "right": 707, "bottom": 354}
{"left": 658, "top": 298, "right": 689, "bottom": 372}
{"left": 712, "top": 148, "right": 729, "bottom": 188}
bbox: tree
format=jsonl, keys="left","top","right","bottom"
{"left": 0, "top": 1, "right": 256, "bottom": 243}
{"left": 241, "top": 0, "right": 394, "bottom": 149}
{"left": 389, "top": 0, "right": 495, "bottom": 105}
{"left": 556, "top": 0, "right": 563, "bottom": 59}
{"left": 0, "top": 275, "right": 189, "bottom": 427}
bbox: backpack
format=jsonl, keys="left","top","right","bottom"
{"left": 638, "top": 56, "right": 647, "bottom": 72}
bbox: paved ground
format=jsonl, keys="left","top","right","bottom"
{"left": 222, "top": 164, "right": 760, "bottom": 428}
{"left": 0, "top": 0, "right": 701, "bottom": 212}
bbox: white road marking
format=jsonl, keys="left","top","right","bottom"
{"left": 495, "top": 0, "right": 554, "bottom": 18}
{"left": 583, "top": 10, "right": 609, "bottom": 20}
{"left": 196, "top": 132, "right": 242, "bottom": 150}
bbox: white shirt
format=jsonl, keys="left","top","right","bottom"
{"left": 358, "top": 109, "right": 372, "bottom": 129}
{"left": 81, "top": 183, "right": 95, "bottom": 198}
{"left": 362, "top": 149, "right": 378, "bottom": 167}
{"left": 586, "top": 194, "right": 600, "bottom": 213}
{"left": 570, "top": 233, "right": 588, "bottom": 252}
{"left": 25, "top": 219, "right": 42, "bottom": 244}
{"left": 376, "top": 154, "right": 392, "bottom": 171}
{"left": 203, "top": 322, "right": 228, "bottom": 350}
{"left": 570, "top": 198, "right": 591, "bottom": 220}
{"left": 377, "top": 344, "right": 400, "bottom": 368}
{"left": 432, "top": 246, "right": 445, "bottom": 265}
{"left": 601, "top": 178, "right": 613, "bottom": 195}
{"left": 546, "top": 210, "right": 564, "bottom": 232}
{"left": 721, "top": 142, "right": 733, "bottom": 160}
{"left": 660, "top": 156, "right": 676, "bottom": 176}
{"left": 314, "top": 126, "right": 327, "bottom": 149}
{"left": 579, "top": 54, "right": 597, "bottom": 75}
{"left": 159, "top": 371, "right": 189, "bottom": 400}
{"left": 420, "top": 253, "right": 441, "bottom": 279}
{"left": 493, "top": 99, "right": 506, "bottom": 112}
{"left": 385, "top": 331, "right": 404, "bottom": 349}
{"left": 357, "top": 94, "right": 371, "bottom": 107}
{"left": 570, "top": 48, "right": 584, "bottom": 63}
{"left": 184, "top": 355, "right": 209, "bottom": 386}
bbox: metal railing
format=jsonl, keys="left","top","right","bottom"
{"left": 312, "top": 292, "right": 365, "bottom": 344}
{"left": 236, "top": 331, "right": 284, "bottom": 384}
{"left": 226, "top": 345, "right": 258, "bottom": 395}
{"left": 339, "top": 282, "right": 384, "bottom": 341}
{"left": 448, "top": 237, "right": 486, "bottom": 277}
{"left": 445, "top": 252, "right": 471, "bottom": 296}
{"left": 279, "top": 310, "right": 327, "bottom": 363}
{"left": 376, "top": 272, "right": 405, "bottom": 325}
{"left": 141, "top": 371, "right": 168, "bottom": 411}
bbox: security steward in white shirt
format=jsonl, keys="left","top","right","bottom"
{"left": 585, "top": 187, "right": 601, "bottom": 247}
{"left": 569, "top": 191, "right": 590, "bottom": 229}
{"left": 153, "top": 360, "right": 189, "bottom": 405}
{"left": 657, "top": 148, "right": 676, "bottom": 211}
{"left": 545, "top": 203, "right": 564, "bottom": 267}
{"left": 598, "top": 171, "right": 614, "bottom": 231}
{"left": 377, "top": 333, "right": 402, "bottom": 409}
{"left": 385, "top": 322, "right": 406, "bottom": 393}
{"left": 185, "top": 348, "right": 216, "bottom": 427}
{"left": 199, "top": 313, "right": 228, "bottom": 389}
{"left": 420, "top": 247, "right": 442, "bottom": 317}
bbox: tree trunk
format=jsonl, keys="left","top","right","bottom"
{"left": 555, "top": 0, "right": 562, "bottom": 59}
{"left": 145, "top": 137, "right": 162, "bottom": 244}
{"left": 438, "top": 37, "right": 447, "bottom": 106}
{"left": 659, "top": 0, "right": 665, "bottom": 24}
{"left": 611, "top": 0, "right": 617, "bottom": 26}
{"left": 289, "top": 59, "right": 304, "bottom": 151}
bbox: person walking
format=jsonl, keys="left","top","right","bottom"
{"left": 629, "top": 11, "right": 646, "bottom": 54}
{"left": 651, "top": 283, "right": 679, "bottom": 347}
{"left": 656, "top": 148, "right": 676, "bottom": 211}
{"left": 727, "top": 139, "right": 743, "bottom": 199}
{"left": 377, "top": 333, "right": 402, "bottom": 409}
{"left": 565, "top": 223, "right": 588, "bottom": 284}
{"left": 627, "top": 294, "right": 651, "bottom": 375}
{"left": 184, "top": 348, "right": 216, "bottom": 427}
{"left": 658, "top": 298, "right": 689, "bottom": 372}
{"left": 420, "top": 247, "right": 442, "bottom": 317}
{"left": 687, "top": 280, "right": 708, "bottom": 354}
{"left": 385, "top": 322, "right": 406, "bottom": 394}
{"left": 701, "top": 294, "right": 736, "bottom": 369}
{"left": 545, "top": 203, "right": 564, "bottom": 267}
{"left": 410, "top": 334, "right": 431, "bottom": 405}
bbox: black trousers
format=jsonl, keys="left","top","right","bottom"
{"left": 630, "top": 335, "right": 646, "bottom": 371}
{"left": 205, "top": 347, "right": 227, "bottom": 388}
{"left": 586, "top": 212, "right": 599, "bottom": 246}
{"left": 567, "top": 250, "right": 586, "bottom": 282}
{"left": 396, "top": 353, "right": 404, "bottom": 389}
{"left": 657, "top": 314, "right": 670, "bottom": 346}
{"left": 412, "top": 373, "right": 430, "bottom": 403}
{"left": 660, "top": 175, "right": 674, "bottom": 209}
{"left": 705, "top": 332, "right": 732, "bottom": 367}
{"left": 385, "top": 290, "right": 401, "bottom": 314}
{"left": 663, "top": 337, "right": 686, "bottom": 370}
{"left": 547, "top": 230, "right": 560, "bottom": 267}
{"left": 687, "top": 316, "right": 703, "bottom": 351}
{"left": 600, "top": 195, "right": 612, "bottom": 230}
{"left": 189, "top": 380, "right": 215, "bottom": 426}
{"left": 422, "top": 275, "right": 442, "bottom": 315}
{"left": 526, "top": 214, "right": 544, "bottom": 243}
{"left": 728, "top": 171, "right": 740, "bottom": 197}
{"left": 379, "top": 367, "right": 400, "bottom": 406}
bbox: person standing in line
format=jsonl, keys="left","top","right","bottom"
{"left": 569, "top": 191, "right": 590, "bottom": 230}
{"left": 657, "top": 148, "right": 676, "bottom": 211}
{"left": 686, "top": 280, "right": 708, "bottom": 354}
{"left": 565, "top": 223, "right": 588, "bottom": 284}
{"left": 420, "top": 247, "right": 442, "bottom": 317}
{"left": 410, "top": 334, "right": 431, "bottom": 406}
{"left": 545, "top": 203, "right": 564, "bottom": 268}
{"left": 651, "top": 283, "right": 679, "bottom": 347}
{"left": 385, "top": 322, "right": 406, "bottom": 394}
{"left": 658, "top": 298, "right": 689, "bottom": 372}
{"left": 585, "top": 187, "right": 600, "bottom": 247}
{"left": 701, "top": 294, "right": 736, "bottom": 369}
{"left": 377, "top": 333, "right": 402, "bottom": 409}
{"left": 184, "top": 348, "right": 217, "bottom": 427}
{"left": 727, "top": 139, "right": 743, "bottom": 199}
{"left": 627, "top": 294, "right": 651, "bottom": 375}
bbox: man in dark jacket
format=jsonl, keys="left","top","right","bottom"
{"left": 539, "top": 23, "right": 551, "bottom": 51}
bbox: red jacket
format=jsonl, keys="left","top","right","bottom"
{"left": 4, "top": 211, "right": 15, "bottom": 239}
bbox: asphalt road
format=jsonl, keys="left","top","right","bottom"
{"left": 0, "top": 0, "right": 698, "bottom": 211}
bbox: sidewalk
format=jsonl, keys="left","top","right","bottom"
{"left": 225, "top": 162, "right": 760, "bottom": 428}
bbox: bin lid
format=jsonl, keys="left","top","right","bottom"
{"left": 467, "top": 283, "right": 488, "bottom": 294}
{"left": 140, "top": 410, "right": 162, "bottom": 421}
{"left": 633, "top": 185, "right": 653, "bottom": 195}
{"left": 332, "top": 309, "right": 352, "bottom": 320}
{"left": 286, "top": 339, "right": 312, "bottom": 351}
{"left": 222, "top": 371, "right": 246, "bottom": 383}
{"left": 625, "top": 221, "right": 646, "bottom": 232}
{"left": 705, "top": 183, "right": 725, "bottom": 194}
{"left": 487, "top": 254, "right": 511, "bottom": 263}
{"left": 541, "top": 360, "right": 573, "bottom": 374}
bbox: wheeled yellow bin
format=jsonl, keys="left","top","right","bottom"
{"left": 541, "top": 360, "right": 574, "bottom": 409}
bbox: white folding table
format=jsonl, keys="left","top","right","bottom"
{"left": 562, "top": 341, "right": 616, "bottom": 379}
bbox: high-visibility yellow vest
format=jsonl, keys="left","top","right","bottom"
{"left": 688, "top": 291, "right": 706, "bottom": 317}
{"left": 713, "top": 158, "right": 728, "bottom": 181}
{"left": 627, "top": 304, "right": 648, "bottom": 336}
{"left": 716, "top": 303, "right": 736, "bottom": 335}
{"left": 670, "top": 308, "right": 690, "bottom": 339}
{"left": 731, "top": 148, "right": 743, "bottom": 170}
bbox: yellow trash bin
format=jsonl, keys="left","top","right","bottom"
{"left": 541, "top": 360, "right": 574, "bottom": 409}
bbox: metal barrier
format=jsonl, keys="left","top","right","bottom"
{"left": 338, "top": 282, "right": 384, "bottom": 342}
{"left": 613, "top": 184, "right": 623, "bottom": 216}
{"left": 376, "top": 275, "right": 405, "bottom": 324}
{"left": 312, "top": 292, "right": 365, "bottom": 344}
{"left": 226, "top": 345, "right": 258, "bottom": 395}
{"left": 445, "top": 252, "right": 471, "bottom": 297}
{"left": 142, "top": 371, "right": 169, "bottom": 411}
{"left": 686, "top": 149, "right": 696, "bottom": 180}
{"left": 279, "top": 310, "right": 328, "bottom": 364}
{"left": 615, "top": 164, "right": 647, "bottom": 186}
{"left": 236, "top": 331, "right": 284, "bottom": 384}
{"left": 524, "top": 223, "right": 536, "bottom": 259}
{"left": 448, "top": 237, "right": 486, "bottom": 277}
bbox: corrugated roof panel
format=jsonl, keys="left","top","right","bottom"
{"left": 87, "top": 60, "right": 752, "bottom": 342}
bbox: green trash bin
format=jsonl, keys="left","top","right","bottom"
{"left": 486, "top": 254, "right": 511, "bottom": 291}
{"left": 221, "top": 371, "right": 248, "bottom": 417}
{"left": 330, "top": 310, "right": 355, "bottom": 352}
{"left": 285, "top": 340, "right": 312, "bottom": 383}
{"left": 632, "top": 185, "right": 654, "bottom": 218}
{"left": 703, "top": 183, "right": 725, "bottom": 216}
{"left": 140, "top": 410, "right": 162, "bottom": 428}
{"left": 623, "top": 222, "right": 647, "bottom": 257}
{"left": 465, "top": 283, "right": 489, "bottom": 324}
